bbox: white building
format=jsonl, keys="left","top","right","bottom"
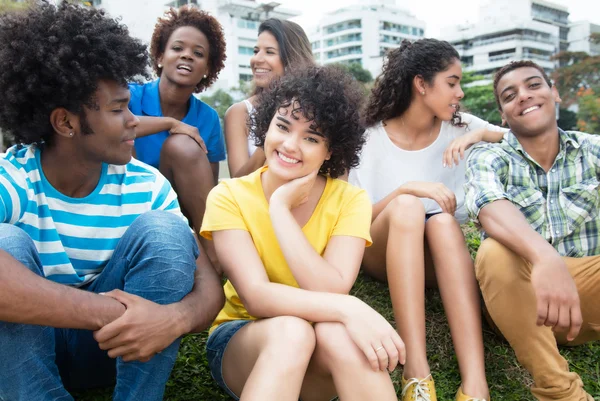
{"left": 309, "top": 0, "right": 425, "bottom": 79}
{"left": 91, "top": 0, "right": 299, "bottom": 92}
{"left": 568, "top": 21, "right": 600, "bottom": 56}
{"left": 443, "top": 0, "right": 568, "bottom": 78}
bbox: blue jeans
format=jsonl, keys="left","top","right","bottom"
{"left": 0, "top": 211, "right": 198, "bottom": 401}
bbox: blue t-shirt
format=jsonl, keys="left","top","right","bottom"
{"left": 128, "top": 79, "right": 226, "bottom": 168}
{"left": 0, "top": 144, "right": 185, "bottom": 286}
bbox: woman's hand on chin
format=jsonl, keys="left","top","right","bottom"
{"left": 270, "top": 169, "right": 319, "bottom": 210}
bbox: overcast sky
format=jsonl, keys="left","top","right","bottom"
{"left": 278, "top": 0, "right": 599, "bottom": 38}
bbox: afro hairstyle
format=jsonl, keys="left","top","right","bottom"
{"left": 0, "top": 1, "right": 149, "bottom": 146}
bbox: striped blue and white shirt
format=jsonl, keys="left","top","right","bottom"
{"left": 0, "top": 144, "right": 185, "bottom": 286}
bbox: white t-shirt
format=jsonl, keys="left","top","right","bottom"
{"left": 243, "top": 99, "right": 258, "bottom": 157}
{"left": 349, "top": 113, "right": 505, "bottom": 224}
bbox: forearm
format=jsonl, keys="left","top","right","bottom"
{"left": 0, "top": 251, "right": 125, "bottom": 329}
{"left": 480, "top": 129, "right": 505, "bottom": 143}
{"left": 372, "top": 184, "right": 414, "bottom": 221}
{"left": 245, "top": 281, "right": 354, "bottom": 323}
{"left": 135, "top": 116, "right": 175, "bottom": 138}
{"left": 269, "top": 203, "right": 347, "bottom": 293}
{"left": 231, "top": 148, "right": 266, "bottom": 178}
{"left": 171, "top": 249, "right": 225, "bottom": 334}
{"left": 479, "top": 200, "right": 557, "bottom": 264}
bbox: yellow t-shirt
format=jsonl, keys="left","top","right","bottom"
{"left": 200, "top": 166, "right": 372, "bottom": 333}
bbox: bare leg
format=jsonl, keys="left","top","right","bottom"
{"left": 159, "top": 135, "right": 219, "bottom": 271}
{"left": 425, "top": 214, "right": 489, "bottom": 399}
{"left": 221, "top": 316, "right": 316, "bottom": 401}
{"left": 363, "top": 195, "right": 430, "bottom": 379}
{"left": 301, "top": 322, "right": 398, "bottom": 401}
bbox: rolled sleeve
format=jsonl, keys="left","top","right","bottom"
{"left": 464, "top": 145, "right": 510, "bottom": 223}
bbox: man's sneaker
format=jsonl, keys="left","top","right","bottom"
{"left": 401, "top": 374, "right": 437, "bottom": 401}
{"left": 455, "top": 386, "right": 489, "bottom": 401}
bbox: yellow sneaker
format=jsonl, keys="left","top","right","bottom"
{"left": 455, "top": 386, "right": 489, "bottom": 401}
{"left": 401, "top": 374, "right": 437, "bottom": 401}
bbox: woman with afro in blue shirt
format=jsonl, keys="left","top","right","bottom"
{"left": 128, "top": 6, "right": 227, "bottom": 268}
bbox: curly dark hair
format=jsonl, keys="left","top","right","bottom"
{"left": 150, "top": 6, "right": 226, "bottom": 93}
{"left": 493, "top": 60, "right": 552, "bottom": 110}
{"left": 363, "top": 38, "right": 463, "bottom": 127}
{"left": 0, "top": 1, "right": 148, "bottom": 146}
{"left": 251, "top": 66, "right": 365, "bottom": 178}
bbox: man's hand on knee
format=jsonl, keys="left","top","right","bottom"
{"left": 531, "top": 255, "right": 583, "bottom": 341}
{"left": 93, "top": 289, "right": 187, "bottom": 362}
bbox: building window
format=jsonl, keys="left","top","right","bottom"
{"left": 312, "top": 41, "right": 321, "bottom": 50}
{"left": 522, "top": 47, "right": 553, "bottom": 61}
{"left": 326, "top": 33, "right": 361, "bottom": 47}
{"left": 238, "top": 46, "right": 254, "bottom": 56}
{"left": 238, "top": 19, "right": 259, "bottom": 30}
{"left": 324, "top": 20, "right": 361, "bottom": 35}
{"left": 488, "top": 48, "right": 516, "bottom": 62}
{"left": 460, "top": 55, "right": 473, "bottom": 67}
{"left": 166, "top": 0, "right": 197, "bottom": 6}
{"left": 239, "top": 74, "right": 253, "bottom": 82}
{"left": 326, "top": 45, "right": 362, "bottom": 59}
{"left": 380, "top": 34, "right": 406, "bottom": 45}
{"left": 380, "top": 21, "right": 420, "bottom": 36}
{"left": 336, "top": 58, "right": 362, "bottom": 66}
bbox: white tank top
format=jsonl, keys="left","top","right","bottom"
{"left": 243, "top": 99, "right": 257, "bottom": 157}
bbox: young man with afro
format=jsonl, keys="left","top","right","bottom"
{"left": 0, "top": 3, "right": 224, "bottom": 400}
{"left": 465, "top": 60, "right": 600, "bottom": 400}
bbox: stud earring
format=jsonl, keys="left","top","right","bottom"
{"left": 421, "top": 91, "right": 425, "bottom": 95}
{"left": 203, "top": 74, "right": 207, "bottom": 79}
{"left": 69, "top": 132, "right": 74, "bottom": 137}
{"left": 158, "top": 63, "right": 163, "bottom": 68}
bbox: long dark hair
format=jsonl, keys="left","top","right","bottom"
{"left": 251, "top": 18, "right": 314, "bottom": 95}
{"left": 364, "top": 38, "right": 463, "bottom": 127}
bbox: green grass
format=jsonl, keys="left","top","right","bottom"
{"left": 75, "top": 224, "right": 600, "bottom": 400}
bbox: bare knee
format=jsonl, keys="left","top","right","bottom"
{"left": 262, "top": 316, "right": 316, "bottom": 362}
{"left": 160, "top": 134, "right": 208, "bottom": 166}
{"left": 385, "top": 195, "right": 426, "bottom": 229}
{"left": 426, "top": 212, "right": 458, "bottom": 230}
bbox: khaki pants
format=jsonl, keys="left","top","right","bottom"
{"left": 475, "top": 239, "right": 600, "bottom": 401}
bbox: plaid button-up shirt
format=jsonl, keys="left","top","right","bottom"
{"left": 465, "top": 129, "right": 600, "bottom": 258}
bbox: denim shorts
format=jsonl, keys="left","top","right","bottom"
{"left": 206, "top": 320, "right": 252, "bottom": 400}
{"left": 425, "top": 212, "right": 441, "bottom": 222}
{"left": 206, "top": 319, "right": 337, "bottom": 401}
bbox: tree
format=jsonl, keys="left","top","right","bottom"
{"left": 551, "top": 33, "right": 600, "bottom": 107}
{"left": 332, "top": 62, "right": 373, "bottom": 84}
{"left": 460, "top": 71, "right": 503, "bottom": 126}
{"left": 0, "top": 0, "right": 29, "bottom": 13}
{"left": 576, "top": 88, "right": 600, "bottom": 133}
{"left": 557, "top": 108, "right": 578, "bottom": 131}
{"left": 199, "top": 89, "right": 234, "bottom": 124}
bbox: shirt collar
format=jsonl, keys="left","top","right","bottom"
{"left": 505, "top": 127, "right": 580, "bottom": 160}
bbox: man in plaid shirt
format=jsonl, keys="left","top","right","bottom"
{"left": 465, "top": 60, "right": 599, "bottom": 401}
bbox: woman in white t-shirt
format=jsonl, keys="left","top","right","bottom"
{"left": 349, "top": 39, "right": 504, "bottom": 401}
{"left": 224, "top": 18, "right": 314, "bottom": 178}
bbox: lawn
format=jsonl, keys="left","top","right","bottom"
{"left": 75, "top": 224, "right": 600, "bottom": 401}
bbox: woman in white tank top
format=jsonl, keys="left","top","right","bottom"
{"left": 349, "top": 39, "right": 505, "bottom": 401}
{"left": 224, "top": 18, "right": 314, "bottom": 178}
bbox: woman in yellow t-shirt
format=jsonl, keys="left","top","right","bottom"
{"left": 201, "top": 66, "right": 405, "bottom": 401}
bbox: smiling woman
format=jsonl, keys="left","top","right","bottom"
{"left": 348, "top": 38, "right": 507, "bottom": 401}
{"left": 223, "top": 18, "right": 315, "bottom": 179}
{"left": 200, "top": 65, "right": 407, "bottom": 401}
{"left": 127, "top": 6, "right": 227, "bottom": 269}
